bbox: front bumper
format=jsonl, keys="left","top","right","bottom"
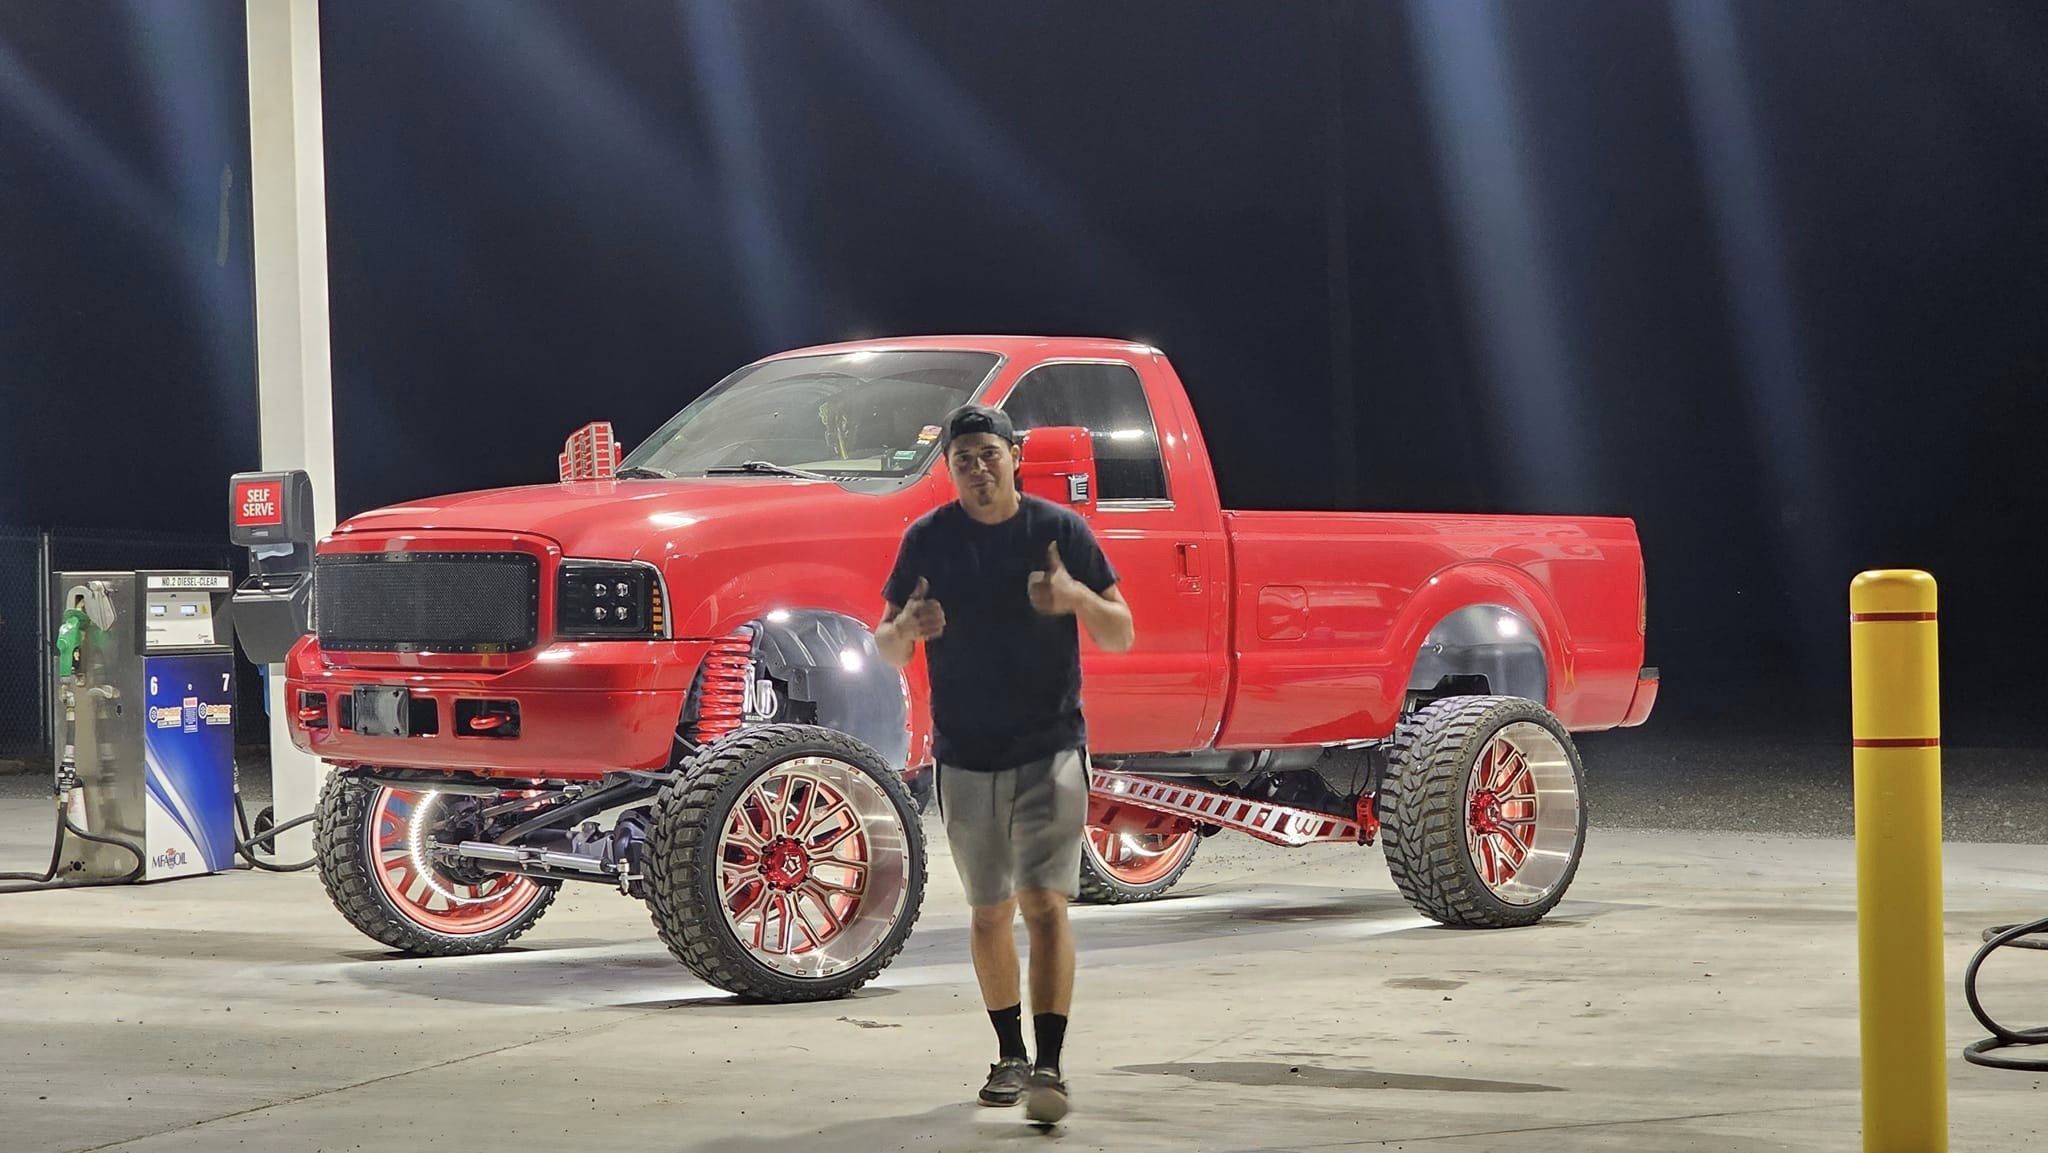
{"left": 284, "top": 638, "right": 720, "bottom": 779}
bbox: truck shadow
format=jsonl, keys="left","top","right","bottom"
{"left": 329, "top": 884, "right": 1629, "bottom": 1009}
{"left": 1114, "top": 1060, "right": 1562, "bottom": 1093}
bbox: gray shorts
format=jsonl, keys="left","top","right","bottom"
{"left": 936, "top": 749, "right": 1089, "bottom": 908}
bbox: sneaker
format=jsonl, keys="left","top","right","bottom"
{"left": 978, "top": 1057, "right": 1031, "bottom": 1107}
{"left": 1024, "top": 1067, "right": 1069, "bottom": 1124}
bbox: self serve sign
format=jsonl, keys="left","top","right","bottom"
{"left": 235, "top": 481, "right": 282, "bottom": 526}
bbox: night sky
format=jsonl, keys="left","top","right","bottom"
{"left": 3, "top": 1, "right": 2045, "bottom": 743}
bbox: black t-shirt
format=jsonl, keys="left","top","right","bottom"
{"left": 883, "top": 495, "right": 1119, "bottom": 772}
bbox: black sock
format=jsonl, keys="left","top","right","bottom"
{"left": 1033, "top": 1012, "right": 1068, "bottom": 1074}
{"left": 989, "top": 1004, "right": 1028, "bottom": 1062}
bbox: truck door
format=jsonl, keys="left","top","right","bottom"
{"left": 1000, "top": 359, "right": 1224, "bottom": 752}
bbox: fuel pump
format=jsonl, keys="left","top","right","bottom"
{"left": 1, "top": 569, "right": 238, "bottom": 889}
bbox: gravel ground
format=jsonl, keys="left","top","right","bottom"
{"left": 1577, "top": 729, "right": 2048, "bottom": 843}
{"left": 3, "top": 731, "right": 2041, "bottom": 842}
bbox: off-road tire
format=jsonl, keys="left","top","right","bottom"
{"left": 314, "top": 774, "right": 557, "bottom": 955}
{"left": 1382, "top": 695, "right": 1586, "bottom": 928}
{"left": 646, "top": 725, "right": 926, "bottom": 1001}
{"left": 1076, "top": 829, "right": 1201, "bottom": 904}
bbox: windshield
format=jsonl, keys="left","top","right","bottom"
{"left": 620, "top": 350, "right": 1002, "bottom": 479}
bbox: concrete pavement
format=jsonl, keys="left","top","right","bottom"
{"left": 1, "top": 799, "right": 2044, "bottom": 1152}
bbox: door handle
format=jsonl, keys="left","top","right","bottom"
{"left": 1177, "top": 543, "right": 1202, "bottom": 577}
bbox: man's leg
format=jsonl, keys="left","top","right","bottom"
{"left": 1017, "top": 887, "right": 1075, "bottom": 1018}
{"left": 1010, "top": 750, "right": 1087, "bottom": 1123}
{"left": 970, "top": 898, "right": 1030, "bottom": 1083}
{"left": 1011, "top": 749, "right": 1087, "bottom": 1034}
{"left": 939, "top": 765, "right": 1031, "bottom": 1103}
{"left": 970, "top": 898, "right": 1023, "bottom": 1014}
{"left": 1017, "top": 885, "right": 1076, "bottom": 1123}
{"left": 1019, "top": 887, "right": 1076, "bottom": 1073}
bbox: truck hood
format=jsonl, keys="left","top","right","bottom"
{"left": 333, "top": 477, "right": 888, "bottom": 559}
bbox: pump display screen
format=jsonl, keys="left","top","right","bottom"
{"left": 144, "top": 590, "right": 217, "bottom": 649}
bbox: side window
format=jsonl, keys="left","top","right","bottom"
{"left": 1003, "top": 362, "right": 1169, "bottom": 502}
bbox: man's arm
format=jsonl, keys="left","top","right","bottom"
{"left": 1071, "top": 582, "right": 1134, "bottom": 653}
{"left": 876, "top": 578, "right": 945, "bottom": 668}
{"left": 1030, "top": 542, "right": 1135, "bottom": 652}
{"left": 876, "top": 601, "right": 914, "bottom": 668}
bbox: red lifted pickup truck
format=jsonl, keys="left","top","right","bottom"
{"left": 287, "top": 337, "right": 1656, "bottom": 1001}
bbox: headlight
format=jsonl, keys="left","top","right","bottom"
{"left": 556, "top": 560, "right": 666, "bottom": 639}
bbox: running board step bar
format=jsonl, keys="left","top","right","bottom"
{"left": 1087, "top": 769, "right": 1376, "bottom": 848}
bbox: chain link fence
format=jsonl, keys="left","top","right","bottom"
{"left": 0, "top": 525, "right": 264, "bottom": 775}
{"left": 0, "top": 529, "right": 43, "bottom": 771}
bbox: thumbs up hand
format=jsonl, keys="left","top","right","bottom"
{"left": 902, "top": 576, "right": 946, "bottom": 640}
{"left": 1028, "top": 541, "right": 1085, "bottom": 616}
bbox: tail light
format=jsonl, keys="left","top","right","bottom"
{"left": 1639, "top": 562, "right": 1648, "bottom": 636}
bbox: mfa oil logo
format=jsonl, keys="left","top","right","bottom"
{"left": 148, "top": 698, "right": 201, "bottom": 731}
{"left": 152, "top": 847, "right": 189, "bottom": 871}
{"left": 149, "top": 704, "right": 231, "bottom": 729}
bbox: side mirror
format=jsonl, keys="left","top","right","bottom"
{"left": 1018, "top": 426, "right": 1097, "bottom": 513}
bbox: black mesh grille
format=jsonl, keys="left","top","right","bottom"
{"left": 316, "top": 552, "right": 540, "bottom": 652}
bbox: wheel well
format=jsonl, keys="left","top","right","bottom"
{"left": 1405, "top": 605, "right": 1547, "bottom": 708}
{"left": 689, "top": 610, "right": 910, "bottom": 769}
{"left": 1404, "top": 674, "right": 1493, "bottom": 713}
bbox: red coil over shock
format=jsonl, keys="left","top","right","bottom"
{"left": 690, "top": 631, "right": 753, "bottom": 742}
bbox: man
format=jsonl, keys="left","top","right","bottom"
{"left": 877, "top": 403, "right": 1133, "bottom": 1125}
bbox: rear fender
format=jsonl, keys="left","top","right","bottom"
{"left": 1391, "top": 563, "right": 1569, "bottom": 709}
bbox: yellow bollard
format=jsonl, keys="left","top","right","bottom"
{"left": 1850, "top": 570, "right": 1946, "bottom": 1152}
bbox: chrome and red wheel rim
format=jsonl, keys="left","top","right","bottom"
{"left": 368, "top": 789, "right": 543, "bottom": 936}
{"left": 1464, "top": 723, "right": 1580, "bottom": 906}
{"left": 1083, "top": 827, "right": 1198, "bottom": 887}
{"left": 715, "top": 756, "right": 912, "bottom": 979}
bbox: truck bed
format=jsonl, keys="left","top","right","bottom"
{"left": 1215, "top": 510, "right": 1647, "bottom": 747}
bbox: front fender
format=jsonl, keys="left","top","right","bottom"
{"left": 664, "top": 556, "right": 929, "bottom": 770}
{"left": 665, "top": 558, "right": 881, "bottom": 640}
{"left": 749, "top": 609, "right": 911, "bottom": 769}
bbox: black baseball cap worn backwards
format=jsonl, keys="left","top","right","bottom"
{"left": 941, "top": 403, "right": 1017, "bottom": 448}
